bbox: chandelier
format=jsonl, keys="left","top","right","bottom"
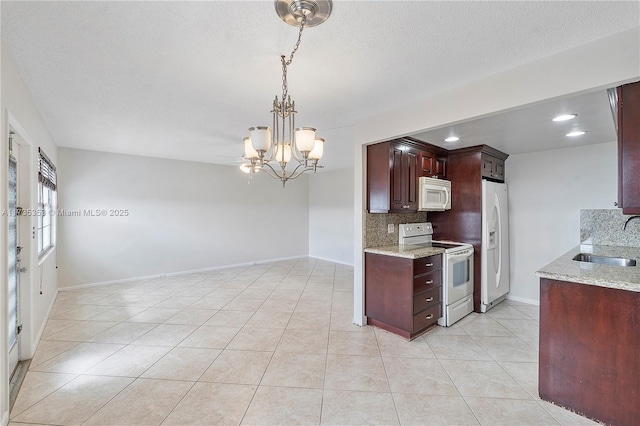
{"left": 241, "top": 0, "right": 332, "bottom": 187}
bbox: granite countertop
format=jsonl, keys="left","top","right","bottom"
{"left": 536, "top": 244, "right": 640, "bottom": 292}
{"left": 364, "top": 244, "right": 445, "bottom": 259}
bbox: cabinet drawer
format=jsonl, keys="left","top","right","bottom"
{"left": 413, "top": 270, "right": 442, "bottom": 294}
{"left": 413, "top": 286, "right": 442, "bottom": 313}
{"left": 413, "top": 255, "right": 442, "bottom": 276}
{"left": 413, "top": 303, "right": 442, "bottom": 332}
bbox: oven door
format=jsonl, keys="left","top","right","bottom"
{"left": 443, "top": 248, "right": 474, "bottom": 304}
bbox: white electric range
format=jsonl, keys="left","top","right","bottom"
{"left": 399, "top": 222, "right": 474, "bottom": 326}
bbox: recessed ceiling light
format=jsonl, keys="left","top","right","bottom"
{"left": 566, "top": 131, "right": 586, "bottom": 137}
{"left": 553, "top": 114, "right": 577, "bottom": 122}
{"left": 444, "top": 136, "right": 459, "bottom": 142}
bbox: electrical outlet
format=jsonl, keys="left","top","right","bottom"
{"left": 387, "top": 224, "right": 394, "bottom": 234}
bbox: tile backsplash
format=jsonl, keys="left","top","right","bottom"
{"left": 364, "top": 212, "right": 427, "bottom": 248}
{"left": 581, "top": 209, "right": 640, "bottom": 247}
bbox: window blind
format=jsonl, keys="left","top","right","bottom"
{"left": 38, "top": 147, "right": 57, "bottom": 191}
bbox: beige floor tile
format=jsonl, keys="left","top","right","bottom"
{"left": 88, "top": 306, "right": 148, "bottom": 322}
{"left": 86, "top": 322, "right": 157, "bottom": 344}
{"left": 538, "top": 400, "right": 598, "bottom": 425}
{"left": 163, "top": 308, "right": 217, "bottom": 325}
{"left": 48, "top": 304, "right": 114, "bottom": 321}
{"left": 440, "top": 359, "right": 531, "bottom": 399}
{"left": 11, "top": 375, "right": 133, "bottom": 425}
{"left": 126, "top": 307, "right": 182, "bottom": 323}
{"left": 294, "top": 298, "right": 332, "bottom": 313}
{"left": 130, "top": 324, "right": 197, "bottom": 346}
{"left": 199, "top": 350, "right": 272, "bottom": 385}
{"left": 383, "top": 357, "right": 459, "bottom": 396}
{"left": 9, "top": 371, "right": 77, "bottom": 418}
{"left": 141, "top": 347, "right": 221, "bottom": 381}
{"left": 328, "top": 330, "right": 380, "bottom": 356}
{"left": 45, "top": 321, "right": 119, "bottom": 342}
{"left": 227, "top": 327, "right": 284, "bottom": 351}
{"left": 30, "top": 342, "right": 125, "bottom": 374}
{"left": 84, "top": 378, "right": 193, "bottom": 425}
{"left": 244, "top": 310, "right": 292, "bottom": 329}
{"left": 178, "top": 325, "right": 240, "bottom": 349}
{"left": 458, "top": 315, "right": 515, "bottom": 337}
{"left": 425, "top": 335, "right": 493, "bottom": 361}
{"left": 325, "top": 354, "right": 390, "bottom": 392}
{"left": 421, "top": 323, "right": 468, "bottom": 336}
{"left": 514, "top": 305, "right": 540, "bottom": 321}
{"left": 261, "top": 351, "right": 325, "bottom": 388}
{"left": 220, "top": 298, "right": 264, "bottom": 312}
{"left": 41, "top": 319, "right": 83, "bottom": 339}
{"left": 287, "top": 311, "right": 331, "bottom": 330}
{"left": 486, "top": 303, "right": 533, "bottom": 320}
{"left": 495, "top": 318, "right": 540, "bottom": 339}
{"left": 374, "top": 329, "right": 436, "bottom": 358}
{"left": 258, "top": 298, "right": 298, "bottom": 313}
{"left": 30, "top": 340, "right": 81, "bottom": 368}
{"left": 499, "top": 361, "right": 539, "bottom": 399}
{"left": 203, "top": 309, "right": 254, "bottom": 327}
{"left": 153, "top": 295, "right": 201, "bottom": 309}
{"left": 162, "top": 382, "right": 256, "bottom": 425}
{"left": 276, "top": 328, "right": 329, "bottom": 354}
{"left": 321, "top": 389, "right": 399, "bottom": 425}
{"left": 235, "top": 288, "right": 273, "bottom": 300}
{"left": 85, "top": 345, "right": 171, "bottom": 377}
{"left": 330, "top": 310, "right": 367, "bottom": 332}
{"left": 241, "top": 386, "right": 322, "bottom": 425}
{"left": 208, "top": 288, "right": 245, "bottom": 298}
{"left": 393, "top": 393, "right": 479, "bottom": 425}
{"left": 465, "top": 397, "right": 559, "bottom": 425}
{"left": 475, "top": 336, "right": 538, "bottom": 362}
{"left": 188, "top": 296, "right": 233, "bottom": 310}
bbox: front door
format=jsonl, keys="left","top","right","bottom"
{"left": 8, "top": 136, "right": 20, "bottom": 379}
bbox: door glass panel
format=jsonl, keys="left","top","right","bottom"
{"left": 8, "top": 156, "right": 18, "bottom": 350}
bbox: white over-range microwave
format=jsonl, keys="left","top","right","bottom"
{"left": 418, "top": 177, "right": 451, "bottom": 211}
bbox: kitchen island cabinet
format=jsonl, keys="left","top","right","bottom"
{"left": 537, "top": 245, "right": 640, "bottom": 425}
{"left": 364, "top": 250, "right": 443, "bottom": 339}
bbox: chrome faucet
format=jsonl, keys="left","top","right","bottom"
{"left": 623, "top": 215, "right": 640, "bottom": 230}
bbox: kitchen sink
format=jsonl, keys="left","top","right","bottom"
{"left": 572, "top": 253, "right": 637, "bottom": 267}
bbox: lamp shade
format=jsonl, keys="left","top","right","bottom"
{"left": 244, "top": 137, "right": 259, "bottom": 159}
{"left": 249, "top": 126, "right": 272, "bottom": 152}
{"left": 295, "top": 127, "right": 316, "bottom": 152}
{"left": 309, "top": 138, "right": 324, "bottom": 160}
{"left": 275, "top": 143, "right": 292, "bottom": 163}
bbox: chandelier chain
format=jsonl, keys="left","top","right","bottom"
{"left": 281, "top": 13, "right": 307, "bottom": 102}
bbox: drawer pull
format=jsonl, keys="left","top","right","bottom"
{"left": 425, "top": 314, "right": 434, "bottom": 320}
{"left": 425, "top": 263, "right": 433, "bottom": 267}
{"left": 425, "top": 280, "right": 434, "bottom": 284}
{"left": 425, "top": 297, "right": 434, "bottom": 302}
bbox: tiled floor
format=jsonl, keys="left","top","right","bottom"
{"left": 9, "top": 258, "right": 596, "bottom": 425}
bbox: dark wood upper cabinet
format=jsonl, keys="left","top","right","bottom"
{"left": 481, "top": 152, "right": 505, "bottom": 182}
{"left": 367, "top": 137, "right": 448, "bottom": 213}
{"left": 618, "top": 81, "right": 640, "bottom": 214}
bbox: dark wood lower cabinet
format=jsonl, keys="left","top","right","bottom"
{"left": 539, "top": 278, "right": 640, "bottom": 425}
{"left": 365, "top": 252, "right": 442, "bottom": 340}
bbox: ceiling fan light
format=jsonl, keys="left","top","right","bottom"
{"left": 444, "top": 136, "right": 459, "bottom": 142}
{"left": 309, "top": 137, "right": 324, "bottom": 160}
{"left": 566, "top": 130, "right": 586, "bottom": 137}
{"left": 295, "top": 127, "right": 316, "bottom": 152}
{"left": 240, "top": 163, "right": 252, "bottom": 174}
{"left": 249, "top": 126, "right": 271, "bottom": 152}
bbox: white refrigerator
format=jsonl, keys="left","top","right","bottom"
{"left": 481, "top": 180, "right": 510, "bottom": 312}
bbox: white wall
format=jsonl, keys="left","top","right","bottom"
{"left": 507, "top": 142, "right": 617, "bottom": 304}
{"left": 56, "top": 148, "right": 310, "bottom": 287}
{"left": 352, "top": 29, "right": 640, "bottom": 325}
{"left": 1, "top": 46, "right": 59, "bottom": 425}
{"left": 309, "top": 168, "right": 354, "bottom": 266}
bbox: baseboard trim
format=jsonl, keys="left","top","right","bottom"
{"left": 506, "top": 294, "right": 540, "bottom": 306}
{"left": 309, "top": 255, "right": 354, "bottom": 267}
{"left": 30, "top": 288, "right": 60, "bottom": 358}
{"left": 2, "top": 409, "right": 9, "bottom": 426}
{"left": 58, "top": 255, "right": 309, "bottom": 292}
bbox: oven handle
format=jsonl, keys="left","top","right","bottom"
{"left": 446, "top": 249, "right": 473, "bottom": 259}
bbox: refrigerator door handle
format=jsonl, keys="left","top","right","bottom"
{"left": 494, "top": 192, "right": 502, "bottom": 288}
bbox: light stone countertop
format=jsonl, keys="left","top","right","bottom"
{"left": 364, "top": 244, "right": 445, "bottom": 259}
{"left": 536, "top": 244, "right": 640, "bottom": 292}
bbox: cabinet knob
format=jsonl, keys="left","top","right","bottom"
{"left": 614, "top": 202, "right": 619, "bottom": 207}
{"left": 425, "top": 280, "right": 434, "bottom": 284}
{"left": 425, "top": 314, "right": 434, "bottom": 320}
{"left": 425, "top": 263, "right": 433, "bottom": 267}
{"left": 425, "top": 297, "right": 434, "bottom": 302}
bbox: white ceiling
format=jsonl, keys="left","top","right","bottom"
{"left": 1, "top": 1, "right": 638, "bottom": 170}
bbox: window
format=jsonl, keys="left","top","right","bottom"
{"left": 38, "top": 148, "right": 57, "bottom": 256}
